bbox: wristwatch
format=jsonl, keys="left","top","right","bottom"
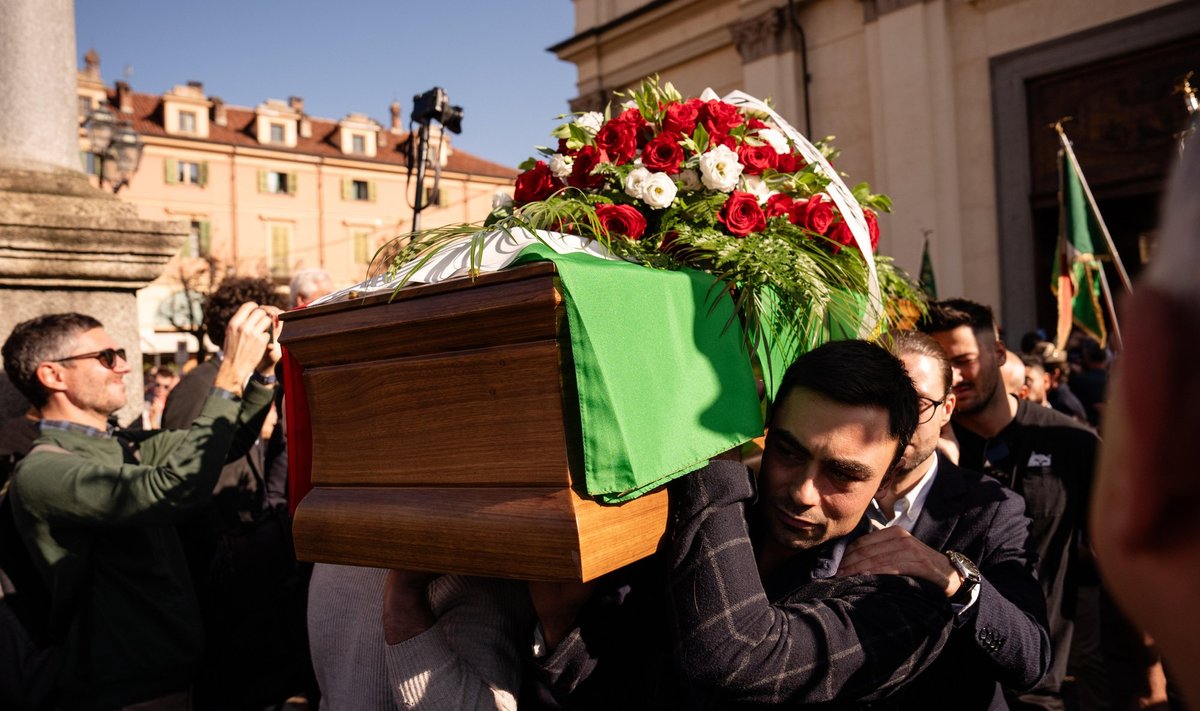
{"left": 945, "top": 550, "right": 981, "bottom": 604}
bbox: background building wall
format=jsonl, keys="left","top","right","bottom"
{"left": 553, "top": 0, "right": 1192, "bottom": 337}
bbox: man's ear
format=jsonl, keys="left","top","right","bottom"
{"left": 35, "top": 362, "right": 68, "bottom": 396}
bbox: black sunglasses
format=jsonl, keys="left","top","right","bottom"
{"left": 55, "top": 348, "right": 127, "bottom": 369}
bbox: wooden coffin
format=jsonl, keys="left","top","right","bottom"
{"left": 278, "top": 262, "right": 668, "bottom": 582}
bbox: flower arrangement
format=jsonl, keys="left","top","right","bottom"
{"left": 386, "top": 78, "right": 922, "bottom": 364}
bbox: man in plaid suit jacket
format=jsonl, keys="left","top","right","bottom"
{"left": 532, "top": 340, "right": 957, "bottom": 708}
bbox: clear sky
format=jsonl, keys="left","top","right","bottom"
{"left": 74, "top": 1, "right": 579, "bottom": 169}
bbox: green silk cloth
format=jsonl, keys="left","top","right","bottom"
{"left": 512, "top": 244, "right": 763, "bottom": 504}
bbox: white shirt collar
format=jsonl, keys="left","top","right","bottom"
{"left": 869, "top": 454, "right": 940, "bottom": 532}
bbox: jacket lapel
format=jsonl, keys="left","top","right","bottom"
{"left": 911, "top": 456, "right": 968, "bottom": 553}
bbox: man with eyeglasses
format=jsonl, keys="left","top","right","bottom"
{"left": 837, "top": 330, "right": 1050, "bottom": 709}
{"left": 920, "top": 299, "right": 1100, "bottom": 711}
{"left": 1, "top": 307, "right": 279, "bottom": 710}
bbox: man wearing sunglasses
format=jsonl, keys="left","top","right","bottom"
{"left": 836, "top": 330, "right": 1051, "bottom": 708}
{"left": 1, "top": 305, "right": 280, "bottom": 711}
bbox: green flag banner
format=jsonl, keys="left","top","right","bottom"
{"left": 1052, "top": 149, "right": 1107, "bottom": 347}
{"left": 512, "top": 244, "right": 764, "bottom": 503}
{"left": 919, "top": 238, "right": 938, "bottom": 300}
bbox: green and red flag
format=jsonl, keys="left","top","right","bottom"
{"left": 1051, "top": 143, "right": 1109, "bottom": 349}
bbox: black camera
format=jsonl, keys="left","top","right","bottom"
{"left": 412, "top": 87, "right": 464, "bottom": 134}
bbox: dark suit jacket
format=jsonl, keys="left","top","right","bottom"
{"left": 896, "top": 456, "right": 1052, "bottom": 710}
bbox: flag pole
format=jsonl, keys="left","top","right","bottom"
{"left": 1054, "top": 124, "right": 1134, "bottom": 294}
{"left": 1095, "top": 262, "right": 1123, "bottom": 354}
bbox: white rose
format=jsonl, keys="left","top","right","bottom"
{"left": 574, "top": 111, "right": 604, "bottom": 136}
{"left": 624, "top": 167, "right": 652, "bottom": 200}
{"left": 699, "top": 145, "right": 743, "bottom": 193}
{"left": 740, "top": 175, "right": 775, "bottom": 204}
{"left": 676, "top": 168, "right": 702, "bottom": 192}
{"left": 641, "top": 172, "right": 678, "bottom": 210}
{"left": 492, "top": 191, "right": 513, "bottom": 209}
{"left": 548, "top": 153, "right": 574, "bottom": 178}
{"left": 757, "top": 127, "right": 790, "bottom": 155}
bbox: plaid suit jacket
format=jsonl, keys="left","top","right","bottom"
{"left": 534, "top": 461, "right": 954, "bottom": 709}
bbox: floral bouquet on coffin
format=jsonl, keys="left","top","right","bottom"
{"left": 380, "top": 78, "right": 923, "bottom": 390}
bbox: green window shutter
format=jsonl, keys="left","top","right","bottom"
{"left": 257, "top": 169, "right": 268, "bottom": 193}
{"left": 341, "top": 178, "right": 352, "bottom": 201}
{"left": 368, "top": 180, "right": 378, "bottom": 203}
{"left": 270, "top": 225, "right": 290, "bottom": 277}
{"left": 165, "top": 158, "right": 179, "bottom": 184}
{"left": 79, "top": 151, "right": 88, "bottom": 171}
{"left": 198, "top": 221, "right": 212, "bottom": 257}
{"left": 197, "top": 162, "right": 209, "bottom": 188}
{"left": 353, "top": 230, "right": 369, "bottom": 264}
{"left": 288, "top": 172, "right": 299, "bottom": 195}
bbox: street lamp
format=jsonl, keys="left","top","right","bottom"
{"left": 83, "top": 103, "right": 144, "bottom": 193}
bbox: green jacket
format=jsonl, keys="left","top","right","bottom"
{"left": 10, "top": 383, "right": 274, "bottom": 711}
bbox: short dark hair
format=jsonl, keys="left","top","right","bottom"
{"left": 920, "top": 298, "right": 998, "bottom": 340}
{"left": 774, "top": 339, "right": 919, "bottom": 467}
{"left": 203, "top": 277, "right": 285, "bottom": 349}
{"left": 1019, "top": 353, "right": 1045, "bottom": 372}
{"left": 885, "top": 330, "right": 952, "bottom": 394}
{"left": 2, "top": 313, "right": 103, "bottom": 407}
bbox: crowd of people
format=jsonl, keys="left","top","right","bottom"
{"left": 0, "top": 152, "right": 1196, "bottom": 711}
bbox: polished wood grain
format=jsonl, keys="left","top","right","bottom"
{"left": 280, "top": 262, "right": 673, "bottom": 581}
{"left": 293, "top": 485, "right": 669, "bottom": 582}
{"left": 305, "top": 340, "right": 573, "bottom": 487}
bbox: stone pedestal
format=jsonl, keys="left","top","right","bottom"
{"left": 0, "top": 170, "right": 186, "bottom": 425}
{"left": 0, "top": 0, "right": 186, "bottom": 425}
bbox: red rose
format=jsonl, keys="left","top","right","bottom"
{"left": 865, "top": 209, "right": 880, "bottom": 251}
{"left": 801, "top": 193, "right": 835, "bottom": 235}
{"left": 698, "top": 100, "right": 744, "bottom": 136}
{"left": 662, "top": 98, "right": 702, "bottom": 135}
{"left": 709, "top": 132, "right": 738, "bottom": 151}
{"left": 595, "top": 118, "right": 639, "bottom": 164}
{"left": 595, "top": 203, "right": 647, "bottom": 240}
{"left": 718, "top": 191, "right": 767, "bottom": 237}
{"left": 764, "top": 193, "right": 794, "bottom": 218}
{"left": 641, "top": 133, "right": 685, "bottom": 174}
{"left": 747, "top": 118, "right": 769, "bottom": 130}
{"left": 775, "top": 152, "right": 807, "bottom": 173}
{"left": 568, "top": 145, "right": 606, "bottom": 190}
{"left": 827, "top": 217, "right": 855, "bottom": 254}
{"left": 513, "top": 161, "right": 562, "bottom": 205}
{"left": 737, "top": 144, "right": 777, "bottom": 175}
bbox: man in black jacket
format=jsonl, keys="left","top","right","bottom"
{"left": 837, "top": 330, "right": 1051, "bottom": 708}
{"left": 533, "top": 340, "right": 956, "bottom": 708}
{"left": 921, "top": 300, "right": 1101, "bottom": 710}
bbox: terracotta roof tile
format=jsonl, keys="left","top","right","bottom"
{"left": 117, "top": 91, "right": 518, "bottom": 180}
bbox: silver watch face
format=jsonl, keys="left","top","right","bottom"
{"left": 947, "top": 550, "right": 981, "bottom": 583}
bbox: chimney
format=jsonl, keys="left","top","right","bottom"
{"left": 299, "top": 118, "right": 312, "bottom": 138}
{"left": 390, "top": 101, "right": 402, "bottom": 132}
{"left": 82, "top": 48, "right": 101, "bottom": 80}
{"left": 115, "top": 81, "right": 133, "bottom": 114}
{"left": 289, "top": 95, "right": 305, "bottom": 113}
{"left": 211, "top": 96, "right": 227, "bottom": 126}
{"left": 187, "top": 80, "right": 204, "bottom": 92}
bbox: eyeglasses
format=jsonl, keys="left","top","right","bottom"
{"left": 55, "top": 348, "right": 127, "bottom": 369}
{"left": 917, "top": 395, "right": 947, "bottom": 424}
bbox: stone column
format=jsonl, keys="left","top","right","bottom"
{"left": 0, "top": 0, "right": 186, "bottom": 425}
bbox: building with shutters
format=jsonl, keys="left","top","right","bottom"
{"left": 76, "top": 51, "right": 517, "bottom": 358}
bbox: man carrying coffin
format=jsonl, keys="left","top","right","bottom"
{"left": 531, "top": 339, "right": 956, "bottom": 708}
{"left": 837, "top": 330, "right": 1051, "bottom": 708}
